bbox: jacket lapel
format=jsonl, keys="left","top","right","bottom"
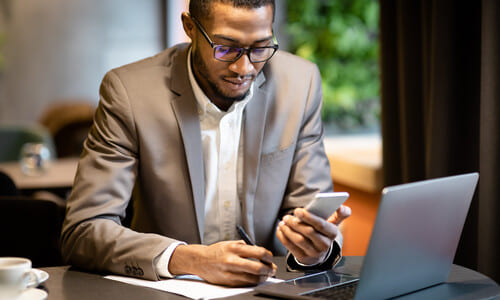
{"left": 167, "top": 45, "right": 270, "bottom": 243}
{"left": 169, "top": 46, "right": 205, "bottom": 242}
{"left": 241, "top": 72, "right": 269, "bottom": 240}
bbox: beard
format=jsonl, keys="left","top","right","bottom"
{"left": 192, "top": 48, "right": 252, "bottom": 104}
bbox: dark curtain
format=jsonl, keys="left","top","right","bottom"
{"left": 380, "top": 0, "right": 500, "bottom": 282}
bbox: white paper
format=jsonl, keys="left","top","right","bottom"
{"left": 104, "top": 274, "right": 283, "bottom": 300}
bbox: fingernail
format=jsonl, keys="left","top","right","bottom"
{"left": 295, "top": 209, "right": 304, "bottom": 218}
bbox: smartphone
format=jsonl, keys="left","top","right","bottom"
{"left": 304, "top": 192, "right": 349, "bottom": 219}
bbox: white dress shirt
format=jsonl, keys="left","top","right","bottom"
{"left": 193, "top": 59, "right": 252, "bottom": 245}
{"left": 155, "top": 48, "right": 251, "bottom": 277}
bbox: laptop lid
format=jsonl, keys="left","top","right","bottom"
{"left": 255, "top": 173, "right": 479, "bottom": 300}
{"left": 354, "top": 172, "right": 478, "bottom": 299}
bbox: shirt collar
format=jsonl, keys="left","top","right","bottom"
{"left": 187, "top": 47, "right": 253, "bottom": 117}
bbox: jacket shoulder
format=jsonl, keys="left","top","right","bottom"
{"left": 107, "top": 43, "right": 189, "bottom": 78}
{"left": 269, "top": 50, "right": 319, "bottom": 74}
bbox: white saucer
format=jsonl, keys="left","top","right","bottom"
{"left": 30, "top": 269, "right": 49, "bottom": 286}
{"left": 18, "top": 288, "right": 48, "bottom": 300}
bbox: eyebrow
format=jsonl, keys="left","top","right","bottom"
{"left": 213, "top": 34, "right": 274, "bottom": 45}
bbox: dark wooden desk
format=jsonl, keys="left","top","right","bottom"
{"left": 38, "top": 256, "right": 499, "bottom": 299}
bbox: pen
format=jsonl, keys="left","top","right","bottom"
{"left": 236, "top": 225, "right": 276, "bottom": 276}
{"left": 236, "top": 225, "right": 255, "bottom": 245}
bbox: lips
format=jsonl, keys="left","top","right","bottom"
{"left": 223, "top": 77, "right": 252, "bottom": 90}
{"left": 224, "top": 77, "right": 251, "bottom": 84}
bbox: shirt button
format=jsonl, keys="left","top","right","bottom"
{"left": 224, "top": 201, "right": 230, "bottom": 208}
{"left": 224, "top": 233, "right": 230, "bottom": 240}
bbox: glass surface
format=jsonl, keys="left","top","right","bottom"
{"left": 287, "top": 270, "right": 357, "bottom": 290}
{"left": 189, "top": 14, "right": 278, "bottom": 63}
{"left": 213, "top": 45, "right": 277, "bottom": 62}
{"left": 256, "top": 269, "right": 359, "bottom": 299}
{"left": 19, "top": 143, "right": 52, "bottom": 176}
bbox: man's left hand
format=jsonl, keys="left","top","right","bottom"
{"left": 276, "top": 205, "right": 351, "bottom": 265}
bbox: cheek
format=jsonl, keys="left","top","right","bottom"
{"left": 204, "top": 57, "right": 220, "bottom": 73}
{"left": 194, "top": 41, "right": 215, "bottom": 66}
{"left": 198, "top": 49, "right": 220, "bottom": 70}
{"left": 195, "top": 48, "right": 215, "bottom": 73}
{"left": 205, "top": 59, "right": 228, "bottom": 80}
{"left": 251, "top": 62, "right": 266, "bottom": 75}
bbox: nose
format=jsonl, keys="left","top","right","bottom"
{"left": 228, "top": 53, "right": 255, "bottom": 76}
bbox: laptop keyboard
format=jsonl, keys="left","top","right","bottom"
{"left": 304, "top": 280, "right": 358, "bottom": 299}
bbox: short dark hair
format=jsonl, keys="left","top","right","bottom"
{"left": 189, "top": 0, "right": 275, "bottom": 22}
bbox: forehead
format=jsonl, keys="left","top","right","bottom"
{"left": 201, "top": 2, "right": 274, "bottom": 43}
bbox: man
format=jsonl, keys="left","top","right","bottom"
{"left": 61, "top": 0, "right": 351, "bottom": 287}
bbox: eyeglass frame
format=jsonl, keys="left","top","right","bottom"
{"left": 188, "top": 13, "right": 279, "bottom": 63}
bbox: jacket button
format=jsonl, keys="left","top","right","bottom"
{"left": 125, "top": 265, "right": 132, "bottom": 275}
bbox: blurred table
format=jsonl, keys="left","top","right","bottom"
{"left": 0, "top": 157, "right": 78, "bottom": 192}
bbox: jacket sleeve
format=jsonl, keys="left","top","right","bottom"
{"left": 280, "top": 64, "right": 343, "bottom": 270}
{"left": 60, "top": 70, "right": 174, "bottom": 280}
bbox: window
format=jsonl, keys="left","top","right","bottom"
{"left": 284, "top": 0, "right": 380, "bottom": 135}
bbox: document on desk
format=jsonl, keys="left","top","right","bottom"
{"left": 105, "top": 274, "right": 283, "bottom": 299}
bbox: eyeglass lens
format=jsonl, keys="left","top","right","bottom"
{"left": 214, "top": 46, "right": 274, "bottom": 62}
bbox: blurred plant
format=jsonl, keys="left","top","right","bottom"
{"left": 285, "top": 0, "right": 380, "bottom": 132}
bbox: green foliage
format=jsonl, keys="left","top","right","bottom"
{"left": 285, "top": 0, "right": 380, "bottom": 132}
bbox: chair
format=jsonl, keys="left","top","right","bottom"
{"left": 38, "top": 101, "right": 95, "bottom": 157}
{"left": 0, "top": 170, "right": 19, "bottom": 196}
{"left": 0, "top": 195, "right": 65, "bottom": 267}
{"left": 0, "top": 124, "right": 57, "bottom": 162}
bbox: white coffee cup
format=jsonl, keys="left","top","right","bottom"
{"left": 0, "top": 257, "right": 40, "bottom": 300}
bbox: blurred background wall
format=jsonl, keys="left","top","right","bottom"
{"left": 0, "top": 0, "right": 166, "bottom": 123}
{"left": 0, "top": 0, "right": 287, "bottom": 125}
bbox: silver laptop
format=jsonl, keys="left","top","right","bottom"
{"left": 255, "top": 173, "right": 479, "bottom": 300}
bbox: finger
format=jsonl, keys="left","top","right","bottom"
{"left": 278, "top": 219, "right": 321, "bottom": 257}
{"left": 223, "top": 243, "right": 275, "bottom": 276}
{"left": 293, "top": 208, "right": 338, "bottom": 240}
{"left": 230, "top": 242, "right": 274, "bottom": 265}
{"left": 224, "top": 254, "right": 275, "bottom": 276}
{"left": 327, "top": 205, "right": 352, "bottom": 225}
{"left": 276, "top": 226, "right": 307, "bottom": 260}
{"left": 282, "top": 214, "right": 332, "bottom": 253}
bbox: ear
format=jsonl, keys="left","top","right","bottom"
{"left": 181, "top": 12, "right": 196, "bottom": 41}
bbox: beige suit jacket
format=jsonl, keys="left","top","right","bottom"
{"left": 61, "top": 43, "right": 334, "bottom": 280}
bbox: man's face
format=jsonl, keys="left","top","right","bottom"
{"left": 185, "top": 3, "right": 274, "bottom": 110}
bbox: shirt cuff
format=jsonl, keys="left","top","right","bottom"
{"left": 294, "top": 240, "right": 335, "bottom": 267}
{"left": 286, "top": 238, "right": 342, "bottom": 272}
{"left": 154, "top": 241, "right": 186, "bottom": 278}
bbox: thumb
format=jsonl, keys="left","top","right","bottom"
{"left": 327, "top": 205, "right": 351, "bottom": 225}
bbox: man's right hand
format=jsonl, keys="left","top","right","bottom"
{"left": 168, "top": 241, "right": 277, "bottom": 287}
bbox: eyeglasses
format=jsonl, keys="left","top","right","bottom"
{"left": 189, "top": 14, "right": 279, "bottom": 63}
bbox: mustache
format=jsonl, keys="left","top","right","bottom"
{"left": 225, "top": 69, "right": 256, "bottom": 79}
{"left": 224, "top": 74, "right": 254, "bottom": 80}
